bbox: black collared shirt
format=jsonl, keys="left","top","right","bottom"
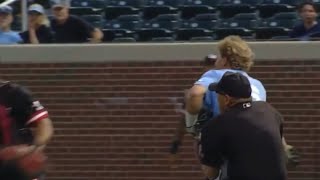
{"left": 51, "top": 15, "right": 94, "bottom": 43}
{"left": 200, "top": 101, "right": 287, "bottom": 180}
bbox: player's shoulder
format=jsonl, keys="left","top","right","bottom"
{"left": 201, "top": 69, "right": 235, "bottom": 78}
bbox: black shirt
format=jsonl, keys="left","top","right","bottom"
{"left": 200, "top": 101, "right": 287, "bottom": 180}
{"left": 51, "top": 15, "right": 95, "bottom": 43}
{"left": 19, "top": 25, "right": 54, "bottom": 44}
{"left": 289, "top": 22, "right": 320, "bottom": 39}
{"left": 0, "top": 81, "right": 49, "bottom": 146}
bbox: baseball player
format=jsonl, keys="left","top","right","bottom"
{"left": 0, "top": 81, "right": 54, "bottom": 180}
{"left": 170, "top": 36, "right": 299, "bottom": 179}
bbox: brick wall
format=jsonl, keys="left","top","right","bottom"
{"left": 0, "top": 60, "right": 319, "bottom": 180}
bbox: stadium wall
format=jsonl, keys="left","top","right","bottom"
{"left": 0, "top": 42, "right": 319, "bottom": 180}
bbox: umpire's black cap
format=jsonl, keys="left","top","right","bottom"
{"left": 209, "top": 71, "right": 252, "bottom": 98}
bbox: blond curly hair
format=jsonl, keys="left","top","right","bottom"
{"left": 218, "top": 36, "right": 255, "bottom": 71}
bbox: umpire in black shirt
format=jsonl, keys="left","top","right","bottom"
{"left": 200, "top": 72, "right": 287, "bottom": 180}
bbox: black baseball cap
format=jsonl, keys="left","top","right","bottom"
{"left": 208, "top": 71, "right": 252, "bottom": 98}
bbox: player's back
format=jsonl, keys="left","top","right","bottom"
{"left": 196, "top": 69, "right": 266, "bottom": 117}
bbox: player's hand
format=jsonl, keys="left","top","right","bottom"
{"left": 285, "top": 145, "right": 300, "bottom": 167}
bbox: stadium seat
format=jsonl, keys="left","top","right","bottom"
{"left": 146, "top": 0, "right": 184, "bottom": 7}
{"left": 112, "top": 37, "right": 137, "bottom": 42}
{"left": 105, "top": 6, "right": 140, "bottom": 20}
{"left": 102, "top": 29, "right": 136, "bottom": 42}
{"left": 180, "top": 0, "right": 218, "bottom": 19}
{"left": 143, "top": 0, "right": 182, "bottom": 19}
{"left": 71, "top": 0, "right": 106, "bottom": 9}
{"left": 104, "top": 14, "right": 142, "bottom": 30}
{"left": 107, "top": 0, "right": 145, "bottom": 7}
{"left": 215, "top": 28, "right": 254, "bottom": 40}
{"left": 270, "top": 35, "right": 293, "bottom": 40}
{"left": 180, "top": 5, "right": 216, "bottom": 19}
{"left": 182, "top": 13, "right": 220, "bottom": 30}
{"left": 151, "top": 37, "right": 176, "bottom": 42}
{"left": 257, "top": 0, "right": 300, "bottom": 18}
{"left": 105, "top": 0, "right": 144, "bottom": 20}
{"left": 183, "top": 0, "right": 221, "bottom": 6}
{"left": 176, "top": 28, "right": 213, "bottom": 41}
{"left": 314, "top": 1, "right": 320, "bottom": 12}
{"left": 255, "top": 12, "right": 299, "bottom": 39}
{"left": 143, "top": 14, "right": 181, "bottom": 30}
{"left": 219, "top": 13, "right": 259, "bottom": 29}
{"left": 214, "top": 13, "right": 257, "bottom": 40}
{"left": 136, "top": 28, "right": 174, "bottom": 41}
{"left": 190, "top": 36, "right": 215, "bottom": 41}
{"left": 309, "top": 32, "right": 320, "bottom": 38}
{"left": 69, "top": 7, "right": 103, "bottom": 16}
{"left": 81, "top": 15, "right": 105, "bottom": 28}
{"left": 218, "top": 0, "right": 262, "bottom": 19}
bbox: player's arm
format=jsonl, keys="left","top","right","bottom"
{"left": 170, "top": 115, "right": 186, "bottom": 154}
{"left": 186, "top": 85, "right": 206, "bottom": 114}
{"left": 11, "top": 85, "right": 54, "bottom": 149}
{"left": 186, "top": 70, "right": 217, "bottom": 115}
{"left": 26, "top": 101, "right": 54, "bottom": 149}
{"left": 32, "top": 117, "right": 53, "bottom": 149}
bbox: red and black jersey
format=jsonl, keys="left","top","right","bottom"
{"left": 0, "top": 81, "right": 49, "bottom": 146}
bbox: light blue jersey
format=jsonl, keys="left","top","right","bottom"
{"left": 0, "top": 30, "right": 22, "bottom": 44}
{"left": 195, "top": 69, "right": 266, "bottom": 117}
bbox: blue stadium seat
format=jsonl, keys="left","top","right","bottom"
{"left": 182, "top": 13, "right": 220, "bottom": 30}
{"left": 270, "top": 35, "right": 292, "bottom": 40}
{"left": 71, "top": 0, "right": 106, "bottom": 9}
{"left": 181, "top": 0, "right": 220, "bottom": 19}
{"left": 146, "top": 0, "right": 184, "bottom": 7}
{"left": 180, "top": 5, "right": 216, "bottom": 19}
{"left": 105, "top": 6, "right": 140, "bottom": 20}
{"left": 261, "top": 0, "right": 301, "bottom": 6}
{"left": 143, "top": 14, "right": 181, "bottom": 30}
{"left": 69, "top": 7, "right": 103, "bottom": 15}
{"left": 176, "top": 28, "right": 213, "bottom": 41}
{"left": 151, "top": 37, "right": 175, "bottom": 42}
{"left": 81, "top": 14, "right": 105, "bottom": 28}
{"left": 143, "top": 0, "right": 181, "bottom": 19}
{"left": 214, "top": 28, "right": 254, "bottom": 40}
{"left": 218, "top": 0, "right": 262, "bottom": 19}
{"left": 102, "top": 29, "right": 136, "bottom": 42}
{"left": 104, "top": 14, "right": 142, "bottom": 30}
{"left": 137, "top": 28, "right": 174, "bottom": 41}
{"left": 105, "top": 0, "right": 145, "bottom": 20}
{"left": 310, "top": 32, "right": 320, "bottom": 38}
{"left": 107, "top": 0, "right": 145, "bottom": 7}
{"left": 112, "top": 37, "right": 137, "bottom": 42}
{"left": 190, "top": 36, "right": 215, "bottom": 41}
{"left": 183, "top": 0, "right": 221, "bottom": 6}
{"left": 255, "top": 12, "right": 299, "bottom": 39}
{"left": 219, "top": 13, "right": 259, "bottom": 29}
{"left": 257, "top": 0, "right": 299, "bottom": 18}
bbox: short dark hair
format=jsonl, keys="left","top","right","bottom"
{"left": 298, "top": 1, "right": 318, "bottom": 12}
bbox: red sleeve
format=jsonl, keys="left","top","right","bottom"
{"left": 26, "top": 101, "right": 49, "bottom": 125}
